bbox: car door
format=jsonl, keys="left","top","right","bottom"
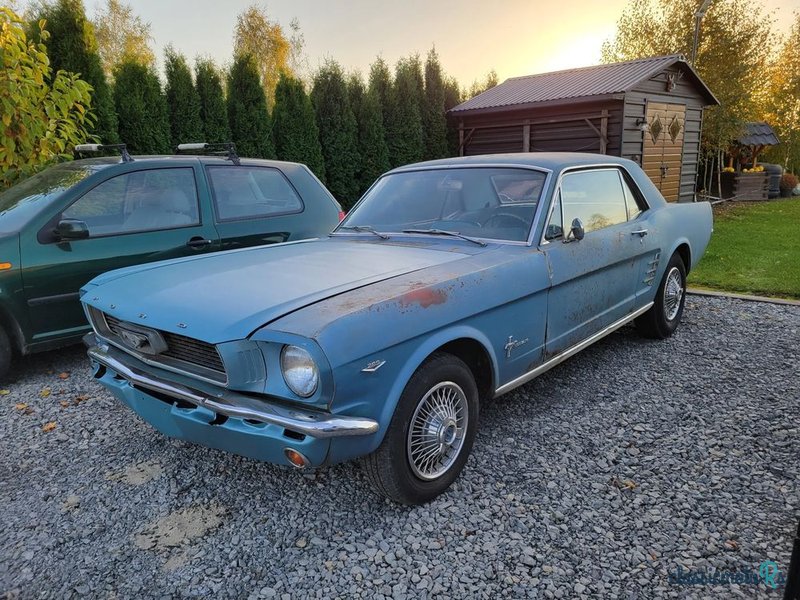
{"left": 541, "top": 168, "right": 648, "bottom": 356}
{"left": 20, "top": 164, "right": 220, "bottom": 345}
{"left": 205, "top": 164, "right": 308, "bottom": 250}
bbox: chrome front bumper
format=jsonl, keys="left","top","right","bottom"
{"left": 85, "top": 335, "right": 378, "bottom": 439}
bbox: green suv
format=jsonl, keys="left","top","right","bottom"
{"left": 0, "top": 150, "right": 342, "bottom": 379}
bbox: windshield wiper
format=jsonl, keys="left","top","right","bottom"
{"left": 337, "top": 225, "right": 390, "bottom": 240}
{"left": 402, "top": 228, "right": 487, "bottom": 247}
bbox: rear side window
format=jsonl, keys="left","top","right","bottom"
{"left": 63, "top": 168, "right": 199, "bottom": 237}
{"left": 207, "top": 166, "right": 303, "bottom": 222}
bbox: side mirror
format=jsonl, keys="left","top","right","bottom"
{"left": 567, "top": 218, "right": 585, "bottom": 242}
{"left": 55, "top": 218, "right": 90, "bottom": 240}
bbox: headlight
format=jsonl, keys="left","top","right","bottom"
{"left": 280, "top": 345, "right": 319, "bottom": 398}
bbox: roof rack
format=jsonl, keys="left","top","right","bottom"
{"left": 74, "top": 143, "right": 133, "bottom": 163}
{"left": 175, "top": 142, "right": 240, "bottom": 166}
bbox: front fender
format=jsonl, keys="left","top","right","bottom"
{"left": 325, "top": 325, "right": 498, "bottom": 464}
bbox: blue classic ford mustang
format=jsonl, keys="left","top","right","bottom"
{"left": 82, "top": 153, "right": 712, "bottom": 504}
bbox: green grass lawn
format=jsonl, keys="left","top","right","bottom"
{"left": 688, "top": 198, "right": 800, "bottom": 299}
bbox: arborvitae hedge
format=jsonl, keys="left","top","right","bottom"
{"left": 311, "top": 61, "right": 360, "bottom": 207}
{"left": 227, "top": 54, "right": 274, "bottom": 159}
{"left": 29, "top": 0, "right": 118, "bottom": 144}
{"left": 273, "top": 73, "right": 326, "bottom": 180}
{"left": 112, "top": 60, "right": 170, "bottom": 154}
{"left": 368, "top": 58, "right": 393, "bottom": 145}
{"left": 444, "top": 77, "right": 462, "bottom": 157}
{"left": 348, "top": 74, "right": 389, "bottom": 195}
{"left": 386, "top": 57, "right": 424, "bottom": 167}
{"left": 164, "top": 47, "right": 203, "bottom": 148}
{"left": 423, "top": 49, "right": 448, "bottom": 160}
{"left": 195, "top": 58, "right": 230, "bottom": 143}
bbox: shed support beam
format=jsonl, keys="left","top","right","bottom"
{"left": 522, "top": 121, "right": 530, "bottom": 152}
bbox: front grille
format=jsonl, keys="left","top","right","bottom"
{"left": 102, "top": 313, "right": 226, "bottom": 379}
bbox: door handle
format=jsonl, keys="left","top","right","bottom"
{"left": 187, "top": 237, "right": 213, "bottom": 248}
{"left": 630, "top": 229, "right": 648, "bottom": 237}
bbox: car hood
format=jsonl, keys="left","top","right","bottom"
{"left": 83, "top": 238, "right": 473, "bottom": 343}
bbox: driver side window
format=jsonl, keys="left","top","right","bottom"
{"left": 549, "top": 169, "right": 630, "bottom": 239}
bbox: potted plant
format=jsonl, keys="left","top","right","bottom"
{"left": 780, "top": 173, "right": 798, "bottom": 198}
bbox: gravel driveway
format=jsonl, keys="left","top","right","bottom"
{"left": 1, "top": 296, "right": 797, "bottom": 599}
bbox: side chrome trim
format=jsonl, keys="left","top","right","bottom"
{"left": 493, "top": 301, "right": 654, "bottom": 397}
{"left": 86, "top": 338, "right": 378, "bottom": 439}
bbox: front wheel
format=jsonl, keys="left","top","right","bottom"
{"left": 635, "top": 252, "right": 687, "bottom": 339}
{"left": 0, "top": 325, "right": 11, "bottom": 381}
{"left": 361, "top": 353, "right": 479, "bottom": 505}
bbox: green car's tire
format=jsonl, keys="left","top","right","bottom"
{"left": 636, "top": 252, "right": 687, "bottom": 339}
{"left": 362, "top": 352, "right": 479, "bottom": 505}
{"left": 0, "top": 325, "right": 11, "bottom": 381}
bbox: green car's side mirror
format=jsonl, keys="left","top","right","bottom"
{"left": 55, "top": 218, "right": 90, "bottom": 240}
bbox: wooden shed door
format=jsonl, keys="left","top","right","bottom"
{"left": 643, "top": 102, "right": 685, "bottom": 202}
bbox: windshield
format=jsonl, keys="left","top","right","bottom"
{"left": 338, "top": 167, "right": 547, "bottom": 242}
{"left": 0, "top": 163, "right": 97, "bottom": 232}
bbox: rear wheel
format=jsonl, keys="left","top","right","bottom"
{"left": 636, "top": 253, "right": 687, "bottom": 339}
{"left": 0, "top": 325, "right": 11, "bottom": 381}
{"left": 361, "top": 353, "right": 479, "bottom": 505}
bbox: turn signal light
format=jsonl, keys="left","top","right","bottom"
{"left": 284, "top": 448, "right": 310, "bottom": 468}
{"left": 0, "top": 262, "right": 12, "bottom": 271}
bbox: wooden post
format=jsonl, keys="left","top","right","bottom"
{"left": 522, "top": 121, "right": 530, "bottom": 153}
{"left": 458, "top": 121, "right": 464, "bottom": 157}
{"left": 600, "top": 109, "right": 608, "bottom": 154}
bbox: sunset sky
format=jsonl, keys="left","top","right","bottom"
{"left": 99, "top": 0, "right": 797, "bottom": 86}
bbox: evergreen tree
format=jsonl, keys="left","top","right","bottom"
{"left": 28, "top": 0, "right": 118, "bottom": 143}
{"left": 164, "top": 46, "right": 203, "bottom": 147}
{"left": 444, "top": 76, "right": 462, "bottom": 157}
{"left": 423, "top": 48, "right": 448, "bottom": 160}
{"left": 311, "top": 61, "right": 360, "bottom": 207}
{"left": 368, "top": 58, "right": 393, "bottom": 141}
{"left": 348, "top": 74, "right": 389, "bottom": 194}
{"left": 386, "top": 57, "right": 424, "bottom": 167}
{"left": 227, "top": 53, "right": 274, "bottom": 159}
{"left": 273, "top": 73, "right": 325, "bottom": 180}
{"left": 195, "top": 58, "right": 230, "bottom": 143}
{"left": 112, "top": 60, "right": 170, "bottom": 153}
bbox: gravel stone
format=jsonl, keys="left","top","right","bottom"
{"left": 0, "top": 296, "right": 797, "bottom": 599}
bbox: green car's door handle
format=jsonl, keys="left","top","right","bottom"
{"left": 186, "top": 237, "right": 213, "bottom": 249}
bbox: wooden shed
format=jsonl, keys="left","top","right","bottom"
{"left": 448, "top": 54, "right": 719, "bottom": 202}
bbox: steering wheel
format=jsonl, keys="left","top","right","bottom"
{"left": 482, "top": 212, "right": 530, "bottom": 229}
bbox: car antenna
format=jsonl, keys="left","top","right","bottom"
{"left": 74, "top": 143, "right": 134, "bottom": 163}
{"left": 175, "top": 142, "right": 240, "bottom": 166}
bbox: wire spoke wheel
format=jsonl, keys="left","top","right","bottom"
{"left": 663, "top": 266, "right": 684, "bottom": 321}
{"left": 406, "top": 381, "right": 468, "bottom": 481}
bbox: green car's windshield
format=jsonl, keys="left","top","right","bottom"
{"left": 337, "top": 167, "right": 547, "bottom": 243}
{"left": 0, "top": 163, "right": 98, "bottom": 233}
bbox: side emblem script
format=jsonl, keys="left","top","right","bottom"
{"left": 116, "top": 323, "right": 168, "bottom": 356}
{"left": 504, "top": 336, "right": 529, "bottom": 359}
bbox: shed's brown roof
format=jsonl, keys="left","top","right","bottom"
{"left": 450, "top": 54, "right": 718, "bottom": 114}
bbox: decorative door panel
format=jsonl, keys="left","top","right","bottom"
{"left": 643, "top": 102, "right": 685, "bottom": 202}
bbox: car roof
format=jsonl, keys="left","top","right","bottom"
{"left": 388, "top": 152, "right": 637, "bottom": 174}
{"left": 69, "top": 155, "right": 310, "bottom": 170}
